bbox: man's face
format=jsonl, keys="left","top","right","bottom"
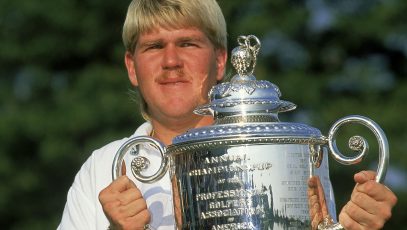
{"left": 125, "top": 26, "right": 227, "bottom": 123}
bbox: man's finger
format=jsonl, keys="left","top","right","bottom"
{"left": 339, "top": 206, "right": 358, "bottom": 230}
{"left": 355, "top": 180, "right": 395, "bottom": 203}
{"left": 128, "top": 209, "right": 151, "bottom": 228}
{"left": 110, "top": 176, "right": 136, "bottom": 193}
{"left": 354, "top": 170, "right": 376, "bottom": 184}
{"left": 118, "top": 187, "right": 143, "bottom": 205}
{"left": 119, "top": 197, "right": 149, "bottom": 217}
{"left": 350, "top": 189, "right": 379, "bottom": 215}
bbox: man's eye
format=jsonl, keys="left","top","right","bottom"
{"left": 146, "top": 44, "right": 162, "bottom": 50}
{"left": 180, "top": 42, "right": 196, "bottom": 47}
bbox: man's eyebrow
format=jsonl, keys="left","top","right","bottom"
{"left": 177, "top": 36, "right": 205, "bottom": 43}
{"left": 137, "top": 39, "right": 163, "bottom": 48}
{"left": 136, "top": 35, "right": 207, "bottom": 49}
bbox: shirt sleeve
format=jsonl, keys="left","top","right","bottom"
{"left": 57, "top": 182, "right": 96, "bottom": 230}
{"left": 57, "top": 153, "right": 100, "bottom": 230}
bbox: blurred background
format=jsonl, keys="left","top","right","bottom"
{"left": 0, "top": 0, "right": 406, "bottom": 229}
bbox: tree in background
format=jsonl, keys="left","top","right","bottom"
{"left": 0, "top": 0, "right": 405, "bottom": 229}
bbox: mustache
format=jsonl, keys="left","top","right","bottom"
{"left": 156, "top": 69, "right": 188, "bottom": 82}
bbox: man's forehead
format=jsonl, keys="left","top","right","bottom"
{"left": 138, "top": 26, "right": 209, "bottom": 42}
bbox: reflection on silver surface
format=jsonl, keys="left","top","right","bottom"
{"left": 168, "top": 144, "right": 335, "bottom": 229}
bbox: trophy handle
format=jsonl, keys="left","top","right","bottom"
{"left": 112, "top": 136, "right": 168, "bottom": 183}
{"left": 318, "top": 115, "right": 389, "bottom": 230}
{"left": 327, "top": 115, "right": 389, "bottom": 183}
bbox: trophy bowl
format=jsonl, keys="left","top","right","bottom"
{"left": 112, "top": 35, "right": 388, "bottom": 230}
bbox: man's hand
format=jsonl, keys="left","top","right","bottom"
{"left": 339, "top": 170, "right": 397, "bottom": 230}
{"left": 99, "top": 175, "right": 150, "bottom": 230}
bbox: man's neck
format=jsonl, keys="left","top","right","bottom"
{"left": 150, "top": 115, "right": 214, "bottom": 145}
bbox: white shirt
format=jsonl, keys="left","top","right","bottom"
{"left": 58, "top": 122, "right": 175, "bottom": 230}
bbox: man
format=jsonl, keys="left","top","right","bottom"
{"left": 58, "top": 0, "right": 397, "bottom": 229}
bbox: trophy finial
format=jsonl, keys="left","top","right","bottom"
{"left": 231, "top": 35, "right": 261, "bottom": 77}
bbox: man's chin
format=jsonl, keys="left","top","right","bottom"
{"left": 164, "top": 110, "right": 199, "bottom": 120}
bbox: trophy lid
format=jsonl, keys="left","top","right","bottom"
{"left": 194, "top": 35, "right": 296, "bottom": 123}
{"left": 172, "top": 35, "right": 323, "bottom": 146}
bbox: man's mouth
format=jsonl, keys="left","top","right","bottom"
{"left": 158, "top": 78, "right": 189, "bottom": 85}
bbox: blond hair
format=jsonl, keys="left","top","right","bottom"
{"left": 122, "top": 0, "right": 227, "bottom": 120}
{"left": 123, "top": 0, "right": 227, "bottom": 53}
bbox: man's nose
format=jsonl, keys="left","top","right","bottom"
{"left": 162, "top": 45, "right": 183, "bottom": 70}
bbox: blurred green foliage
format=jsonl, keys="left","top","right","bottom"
{"left": 0, "top": 0, "right": 406, "bottom": 229}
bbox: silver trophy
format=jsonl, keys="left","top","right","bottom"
{"left": 113, "top": 35, "right": 388, "bottom": 230}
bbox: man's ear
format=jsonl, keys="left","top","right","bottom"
{"left": 216, "top": 48, "right": 228, "bottom": 82}
{"left": 125, "top": 52, "right": 138, "bottom": 86}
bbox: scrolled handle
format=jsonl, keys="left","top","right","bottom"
{"left": 112, "top": 136, "right": 168, "bottom": 183}
{"left": 327, "top": 115, "right": 389, "bottom": 183}
{"left": 319, "top": 115, "right": 389, "bottom": 230}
